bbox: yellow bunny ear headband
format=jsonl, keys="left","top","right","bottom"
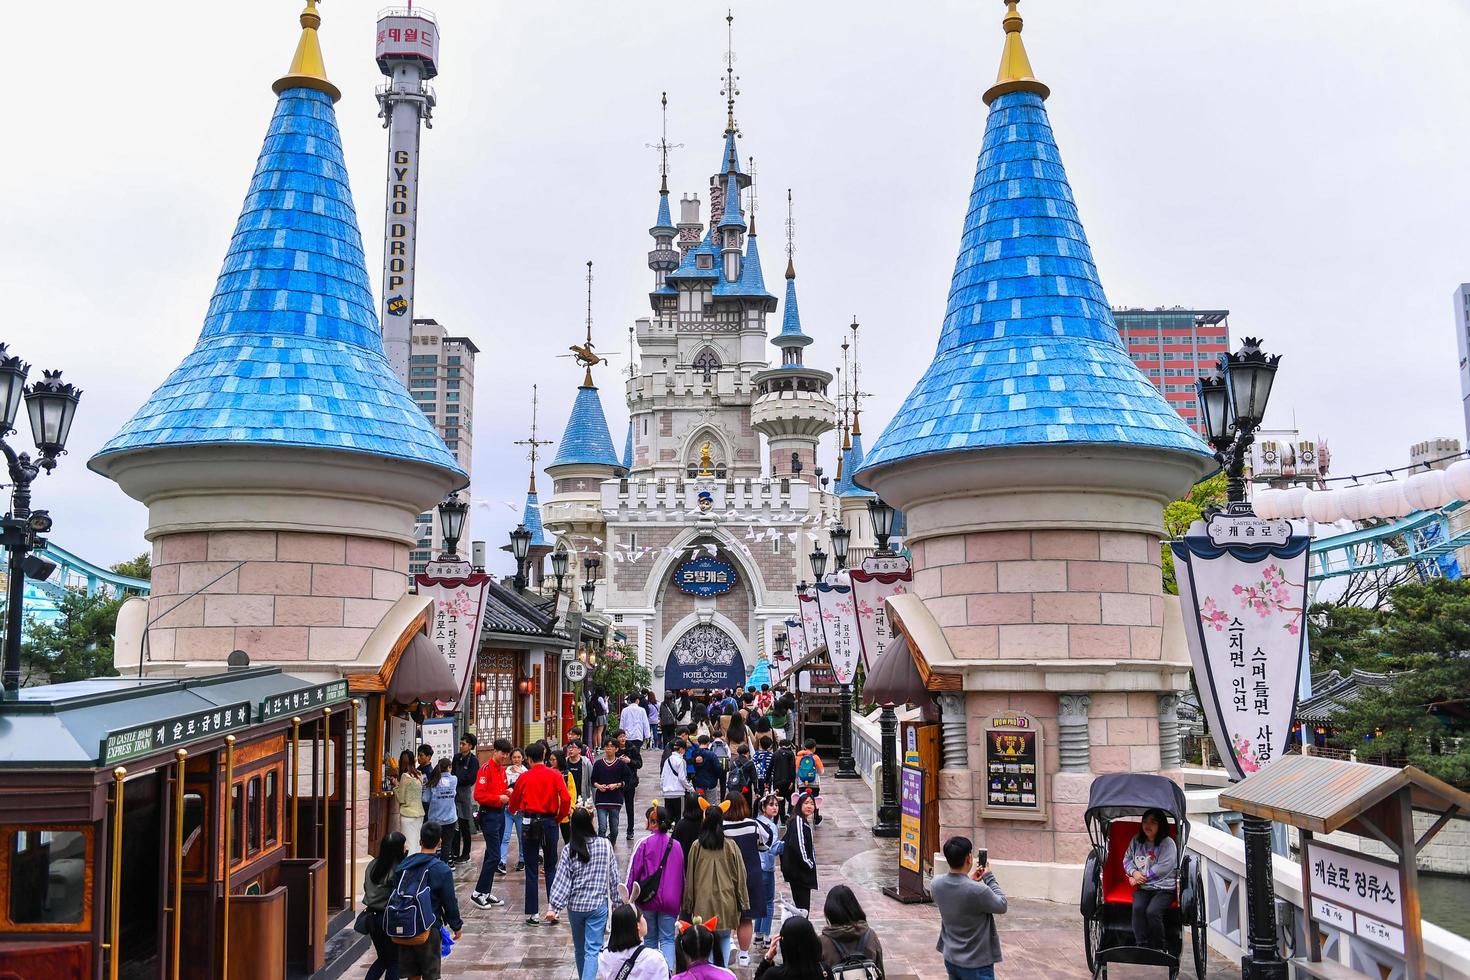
{"left": 696, "top": 797, "right": 732, "bottom": 813}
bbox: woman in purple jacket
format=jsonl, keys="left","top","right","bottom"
{"left": 628, "top": 803, "right": 686, "bottom": 970}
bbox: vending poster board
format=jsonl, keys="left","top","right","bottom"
{"left": 978, "top": 711, "right": 1046, "bottom": 822}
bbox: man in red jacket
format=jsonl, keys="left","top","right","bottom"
{"left": 471, "top": 737, "right": 513, "bottom": 908}
{"left": 509, "top": 741, "right": 571, "bottom": 924}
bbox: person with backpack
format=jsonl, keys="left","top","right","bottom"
{"left": 659, "top": 694, "right": 679, "bottom": 745}
{"left": 755, "top": 916, "right": 830, "bottom": 980}
{"left": 682, "top": 801, "right": 749, "bottom": 967}
{"left": 384, "top": 823, "right": 462, "bottom": 980}
{"left": 422, "top": 758, "right": 459, "bottom": 865}
{"left": 689, "top": 735, "right": 723, "bottom": 800}
{"left": 794, "top": 741, "right": 824, "bottom": 825}
{"left": 752, "top": 736, "right": 775, "bottom": 796}
{"left": 546, "top": 808, "right": 621, "bottom": 980}
{"left": 361, "top": 831, "right": 407, "bottom": 980}
{"left": 626, "top": 803, "right": 685, "bottom": 970}
{"left": 721, "top": 793, "right": 771, "bottom": 966}
{"left": 709, "top": 736, "right": 731, "bottom": 800}
{"left": 818, "top": 885, "right": 884, "bottom": 980}
{"left": 509, "top": 741, "right": 573, "bottom": 925}
{"left": 768, "top": 740, "right": 797, "bottom": 821}
{"left": 779, "top": 793, "right": 818, "bottom": 917}
{"left": 470, "top": 737, "right": 512, "bottom": 909}
{"left": 660, "top": 738, "right": 692, "bottom": 828}
{"left": 598, "top": 903, "right": 672, "bottom": 980}
{"left": 768, "top": 697, "right": 791, "bottom": 745}
{"left": 727, "top": 744, "right": 758, "bottom": 807}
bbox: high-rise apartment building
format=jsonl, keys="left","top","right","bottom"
{"left": 1453, "top": 285, "right": 1470, "bottom": 441}
{"left": 407, "top": 318, "right": 478, "bottom": 574}
{"left": 1113, "top": 307, "right": 1231, "bottom": 435}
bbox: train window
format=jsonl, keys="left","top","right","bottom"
{"left": 229, "top": 784, "right": 243, "bottom": 862}
{"left": 181, "top": 790, "right": 206, "bottom": 877}
{"left": 8, "top": 830, "right": 86, "bottom": 924}
{"left": 264, "top": 770, "right": 279, "bottom": 845}
{"left": 246, "top": 777, "right": 261, "bottom": 855}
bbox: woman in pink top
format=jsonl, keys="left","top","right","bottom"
{"left": 627, "top": 803, "right": 685, "bottom": 970}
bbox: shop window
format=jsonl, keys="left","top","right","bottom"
{"left": 264, "top": 770, "right": 279, "bottom": 846}
{"left": 6, "top": 830, "right": 88, "bottom": 925}
{"left": 246, "top": 776, "right": 262, "bottom": 855}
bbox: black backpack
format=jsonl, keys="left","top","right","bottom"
{"left": 829, "top": 931, "right": 881, "bottom": 980}
{"left": 728, "top": 758, "right": 755, "bottom": 797}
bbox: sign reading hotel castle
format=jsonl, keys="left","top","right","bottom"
{"left": 674, "top": 557, "right": 738, "bottom": 597}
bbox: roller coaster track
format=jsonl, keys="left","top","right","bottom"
{"left": 1308, "top": 500, "right": 1467, "bottom": 581}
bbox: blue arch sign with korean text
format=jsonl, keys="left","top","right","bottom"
{"left": 674, "top": 556, "right": 738, "bottom": 597}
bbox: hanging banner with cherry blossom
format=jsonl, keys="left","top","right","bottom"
{"left": 798, "top": 592, "right": 823, "bottom": 658}
{"left": 779, "top": 616, "right": 807, "bottom": 685}
{"left": 1171, "top": 510, "right": 1309, "bottom": 781}
{"left": 814, "top": 578, "right": 861, "bottom": 685}
{"left": 849, "top": 554, "right": 913, "bottom": 671}
{"left": 415, "top": 570, "right": 493, "bottom": 712}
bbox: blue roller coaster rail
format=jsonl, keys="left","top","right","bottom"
{"left": 1307, "top": 500, "right": 1466, "bottom": 582}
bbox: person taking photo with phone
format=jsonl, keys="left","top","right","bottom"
{"left": 931, "top": 837, "right": 1007, "bottom": 980}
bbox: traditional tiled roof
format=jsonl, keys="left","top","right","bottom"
{"left": 622, "top": 419, "right": 633, "bottom": 471}
{"left": 522, "top": 491, "right": 546, "bottom": 547}
{"left": 482, "top": 579, "right": 566, "bottom": 640}
{"left": 91, "top": 88, "right": 463, "bottom": 477}
{"left": 653, "top": 189, "right": 675, "bottom": 233}
{"left": 550, "top": 384, "right": 622, "bottom": 470}
{"left": 775, "top": 263, "right": 812, "bottom": 349}
{"left": 835, "top": 433, "right": 877, "bottom": 498}
{"left": 718, "top": 173, "right": 745, "bottom": 229}
{"left": 859, "top": 88, "right": 1211, "bottom": 477}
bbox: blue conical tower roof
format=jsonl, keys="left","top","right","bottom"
{"left": 719, "top": 173, "right": 745, "bottom": 229}
{"left": 859, "top": 8, "right": 1209, "bottom": 479}
{"left": 835, "top": 432, "right": 876, "bottom": 499}
{"left": 522, "top": 491, "right": 547, "bottom": 547}
{"left": 91, "top": 83, "right": 462, "bottom": 477}
{"left": 775, "top": 260, "right": 813, "bottom": 350}
{"left": 653, "top": 188, "right": 675, "bottom": 234}
{"left": 719, "top": 131, "right": 742, "bottom": 178}
{"left": 622, "top": 419, "right": 633, "bottom": 471}
{"left": 550, "top": 384, "right": 622, "bottom": 470}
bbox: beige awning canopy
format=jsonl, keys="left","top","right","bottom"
{"left": 1219, "top": 754, "right": 1470, "bottom": 839}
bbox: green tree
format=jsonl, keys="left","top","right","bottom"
{"left": 1161, "top": 472, "right": 1228, "bottom": 595}
{"left": 20, "top": 586, "right": 125, "bottom": 685}
{"left": 1306, "top": 602, "right": 1384, "bottom": 673}
{"left": 110, "top": 552, "right": 151, "bottom": 580}
{"left": 588, "top": 642, "right": 652, "bottom": 704}
{"left": 1330, "top": 578, "right": 1470, "bottom": 788}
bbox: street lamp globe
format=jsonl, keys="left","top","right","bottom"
{"left": 509, "top": 524, "right": 532, "bottom": 562}
{"left": 24, "top": 370, "right": 82, "bottom": 462}
{"left": 0, "top": 346, "right": 29, "bottom": 435}
{"left": 809, "top": 546, "right": 828, "bottom": 581}
{"left": 868, "top": 497, "right": 896, "bottom": 553}
{"left": 437, "top": 492, "right": 469, "bottom": 556}
{"left": 583, "top": 556, "right": 601, "bottom": 584}
{"left": 830, "top": 523, "right": 850, "bottom": 570}
{"left": 1195, "top": 368, "right": 1233, "bottom": 452}
{"left": 1221, "top": 337, "right": 1280, "bottom": 431}
{"left": 550, "top": 547, "right": 569, "bottom": 583}
{"left": 581, "top": 579, "right": 596, "bottom": 613}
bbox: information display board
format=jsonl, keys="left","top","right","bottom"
{"left": 1303, "top": 839, "right": 1407, "bottom": 954}
{"left": 978, "top": 711, "right": 1046, "bottom": 821}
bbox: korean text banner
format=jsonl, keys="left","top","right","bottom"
{"left": 415, "top": 571, "right": 493, "bottom": 711}
{"left": 798, "top": 592, "right": 823, "bottom": 657}
{"left": 1172, "top": 520, "right": 1308, "bottom": 781}
{"left": 814, "top": 579, "right": 860, "bottom": 685}
{"left": 849, "top": 554, "right": 913, "bottom": 670}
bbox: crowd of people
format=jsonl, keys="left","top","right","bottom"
{"left": 356, "top": 684, "right": 1023, "bottom": 980}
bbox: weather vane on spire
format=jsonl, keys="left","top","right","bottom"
{"left": 785, "top": 188, "right": 796, "bottom": 269}
{"left": 748, "top": 156, "right": 758, "bottom": 233}
{"left": 721, "top": 9, "right": 740, "bottom": 136}
{"left": 647, "top": 92, "right": 683, "bottom": 193}
{"left": 568, "top": 260, "right": 606, "bottom": 387}
{"left": 849, "top": 318, "right": 871, "bottom": 436}
{"left": 514, "top": 385, "right": 555, "bottom": 494}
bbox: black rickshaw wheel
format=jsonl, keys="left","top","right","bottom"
{"left": 1084, "top": 908, "right": 1102, "bottom": 974}
{"left": 1191, "top": 867, "right": 1208, "bottom": 980}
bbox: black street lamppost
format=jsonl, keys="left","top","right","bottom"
{"left": 864, "top": 495, "right": 902, "bottom": 836}
{"left": 1196, "top": 337, "right": 1285, "bottom": 980}
{"left": 581, "top": 579, "right": 597, "bottom": 614}
{"left": 550, "top": 546, "right": 570, "bottom": 594}
{"left": 436, "top": 491, "right": 469, "bottom": 559}
{"left": 581, "top": 556, "right": 601, "bottom": 613}
{"left": 1, "top": 348, "right": 82, "bottom": 694}
{"left": 509, "top": 524, "right": 532, "bottom": 590}
{"left": 829, "top": 523, "right": 859, "bottom": 779}
{"left": 808, "top": 547, "right": 827, "bottom": 582}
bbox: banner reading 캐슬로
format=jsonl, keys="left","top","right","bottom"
{"left": 1171, "top": 510, "right": 1309, "bottom": 781}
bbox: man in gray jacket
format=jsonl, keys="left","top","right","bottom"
{"left": 931, "top": 836, "right": 1008, "bottom": 980}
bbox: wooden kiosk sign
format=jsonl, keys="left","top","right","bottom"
{"left": 979, "top": 711, "right": 1046, "bottom": 821}
{"left": 1220, "top": 754, "right": 1470, "bottom": 978}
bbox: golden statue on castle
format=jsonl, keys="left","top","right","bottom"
{"left": 699, "top": 442, "right": 713, "bottom": 476}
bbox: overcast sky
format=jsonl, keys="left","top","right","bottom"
{"left": 10, "top": 0, "right": 1470, "bottom": 575}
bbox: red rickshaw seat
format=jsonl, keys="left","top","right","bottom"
{"left": 1102, "top": 820, "right": 1179, "bottom": 909}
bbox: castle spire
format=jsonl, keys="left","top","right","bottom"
{"left": 578, "top": 261, "right": 598, "bottom": 388}
{"left": 273, "top": 0, "right": 342, "bottom": 103}
{"left": 722, "top": 9, "right": 740, "bottom": 137}
{"left": 514, "top": 384, "right": 554, "bottom": 495}
{"left": 785, "top": 188, "right": 796, "bottom": 280}
{"left": 983, "top": 0, "right": 1049, "bottom": 106}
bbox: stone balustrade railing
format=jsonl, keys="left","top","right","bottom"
{"left": 602, "top": 477, "right": 814, "bottom": 517}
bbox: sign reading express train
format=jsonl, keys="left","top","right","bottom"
{"left": 674, "top": 557, "right": 737, "bottom": 597}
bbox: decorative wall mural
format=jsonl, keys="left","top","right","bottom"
{"left": 663, "top": 623, "right": 744, "bottom": 691}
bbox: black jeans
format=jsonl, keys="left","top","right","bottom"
{"left": 789, "top": 882, "right": 813, "bottom": 914}
{"left": 1131, "top": 888, "right": 1172, "bottom": 949}
{"left": 523, "top": 814, "right": 561, "bottom": 914}
{"left": 664, "top": 793, "right": 683, "bottom": 828}
{"left": 364, "top": 910, "right": 400, "bottom": 980}
{"left": 435, "top": 820, "right": 458, "bottom": 865}
{"left": 456, "top": 814, "right": 474, "bottom": 860}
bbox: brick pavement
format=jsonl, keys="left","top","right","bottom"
{"left": 345, "top": 770, "right": 1235, "bottom": 979}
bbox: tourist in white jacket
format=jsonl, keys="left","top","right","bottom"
{"left": 660, "top": 738, "right": 693, "bottom": 826}
{"left": 599, "top": 904, "right": 671, "bottom": 980}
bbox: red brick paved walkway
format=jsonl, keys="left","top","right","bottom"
{"left": 345, "top": 772, "right": 1234, "bottom": 979}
